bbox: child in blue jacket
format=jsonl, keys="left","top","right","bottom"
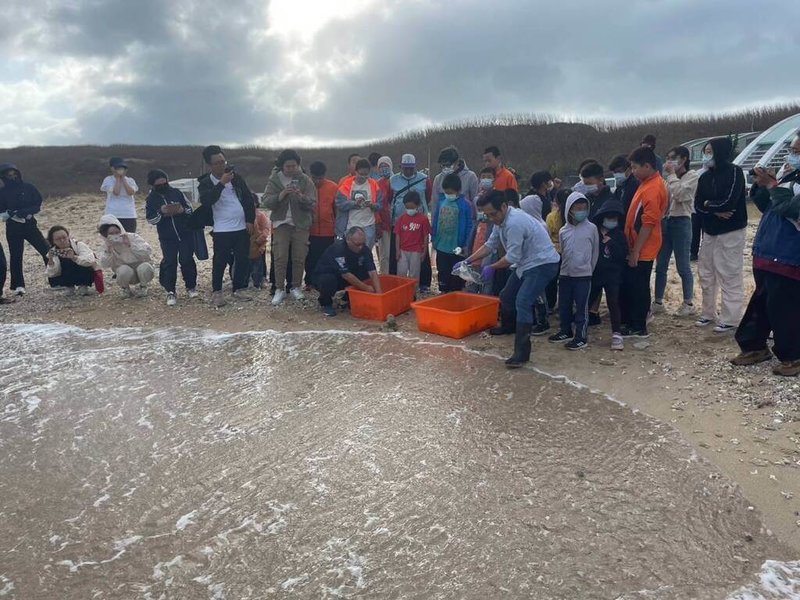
{"left": 432, "top": 173, "right": 474, "bottom": 293}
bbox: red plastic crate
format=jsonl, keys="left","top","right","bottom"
{"left": 411, "top": 292, "right": 500, "bottom": 339}
{"left": 347, "top": 275, "right": 417, "bottom": 321}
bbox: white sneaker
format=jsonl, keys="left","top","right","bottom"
{"left": 187, "top": 288, "right": 199, "bottom": 299}
{"left": 675, "top": 302, "right": 696, "bottom": 317}
{"left": 611, "top": 333, "right": 624, "bottom": 351}
{"left": 695, "top": 317, "right": 714, "bottom": 327}
{"left": 14, "top": 287, "right": 25, "bottom": 296}
{"left": 651, "top": 302, "right": 665, "bottom": 314}
{"left": 166, "top": 292, "right": 177, "bottom": 306}
{"left": 290, "top": 287, "right": 305, "bottom": 301}
{"left": 714, "top": 323, "right": 736, "bottom": 334}
{"left": 77, "top": 285, "right": 92, "bottom": 296}
{"left": 272, "top": 289, "right": 287, "bottom": 306}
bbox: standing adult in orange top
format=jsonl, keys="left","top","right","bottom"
{"left": 620, "top": 146, "right": 668, "bottom": 339}
{"left": 483, "top": 146, "right": 519, "bottom": 192}
{"left": 306, "top": 161, "right": 338, "bottom": 288}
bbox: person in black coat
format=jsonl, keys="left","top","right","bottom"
{"left": 0, "top": 163, "right": 49, "bottom": 294}
{"left": 145, "top": 169, "right": 198, "bottom": 305}
{"left": 588, "top": 198, "right": 628, "bottom": 349}
{"left": 693, "top": 137, "right": 748, "bottom": 333}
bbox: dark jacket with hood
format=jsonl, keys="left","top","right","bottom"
{"left": 614, "top": 174, "right": 639, "bottom": 217}
{"left": 0, "top": 164, "right": 44, "bottom": 220}
{"left": 145, "top": 173, "right": 194, "bottom": 242}
{"left": 194, "top": 171, "right": 256, "bottom": 229}
{"left": 751, "top": 169, "right": 800, "bottom": 280}
{"left": 591, "top": 198, "right": 628, "bottom": 283}
{"left": 694, "top": 137, "right": 747, "bottom": 236}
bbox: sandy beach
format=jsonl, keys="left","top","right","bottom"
{"left": 3, "top": 193, "right": 799, "bottom": 559}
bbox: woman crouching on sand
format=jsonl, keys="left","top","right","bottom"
{"left": 45, "top": 225, "right": 99, "bottom": 296}
{"left": 98, "top": 215, "right": 155, "bottom": 298}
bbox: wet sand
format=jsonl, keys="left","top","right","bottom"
{"left": 1, "top": 324, "right": 797, "bottom": 598}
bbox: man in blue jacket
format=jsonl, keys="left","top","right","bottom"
{"left": 145, "top": 169, "right": 198, "bottom": 306}
{"left": 0, "top": 163, "right": 49, "bottom": 295}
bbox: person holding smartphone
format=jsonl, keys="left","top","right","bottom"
{"left": 100, "top": 157, "right": 139, "bottom": 233}
{"left": 197, "top": 145, "right": 256, "bottom": 307}
{"left": 261, "top": 149, "right": 317, "bottom": 306}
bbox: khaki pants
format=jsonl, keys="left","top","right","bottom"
{"left": 116, "top": 263, "right": 155, "bottom": 288}
{"left": 697, "top": 227, "right": 746, "bottom": 326}
{"left": 377, "top": 231, "right": 391, "bottom": 274}
{"left": 273, "top": 225, "right": 309, "bottom": 290}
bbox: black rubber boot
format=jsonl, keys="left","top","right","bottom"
{"left": 505, "top": 323, "right": 532, "bottom": 368}
{"left": 490, "top": 309, "right": 517, "bottom": 336}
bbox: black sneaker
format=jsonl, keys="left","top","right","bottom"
{"left": 531, "top": 323, "right": 551, "bottom": 336}
{"left": 588, "top": 313, "right": 602, "bottom": 327}
{"left": 548, "top": 332, "right": 572, "bottom": 343}
{"left": 620, "top": 327, "right": 650, "bottom": 338}
{"left": 566, "top": 339, "right": 588, "bottom": 351}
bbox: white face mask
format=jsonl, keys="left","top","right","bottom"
{"left": 405, "top": 208, "right": 417, "bottom": 216}
{"left": 702, "top": 154, "right": 715, "bottom": 169}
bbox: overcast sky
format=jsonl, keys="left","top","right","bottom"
{"left": 1, "top": 0, "right": 798, "bottom": 148}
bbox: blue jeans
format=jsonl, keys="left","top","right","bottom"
{"left": 655, "top": 216, "right": 693, "bottom": 302}
{"left": 558, "top": 276, "right": 592, "bottom": 342}
{"left": 500, "top": 261, "right": 560, "bottom": 325}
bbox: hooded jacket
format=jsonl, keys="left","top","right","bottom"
{"left": 559, "top": 192, "right": 600, "bottom": 278}
{"left": 145, "top": 184, "right": 194, "bottom": 242}
{"left": 98, "top": 215, "right": 153, "bottom": 271}
{"left": 591, "top": 198, "right": 628, "bottom": 280}
{"left": 431, "top": 160, "right": 480, "bottom": 213}
{"left": 519, "top": 194, "right": 545, "bottom": 224}
{"left": 45, "top": 239, "right": 98, "bottom": 278}
{"left": 694, "top": 137, "right": 747, "bottom": 236}
{"left": 261, "top": 169, "right": 317, "bottom": 230}
{"left": 0, "top": 164, "right": 44, "bottom": 221}
{"left": 751, "top": 171, "right": 800, "bottom": 280}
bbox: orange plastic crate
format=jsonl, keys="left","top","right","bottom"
{"left": 346, "top": 275, "right": 417, "bottom": 321}
{"left": 411, "top": 292, "right": 500, "bottom": 339}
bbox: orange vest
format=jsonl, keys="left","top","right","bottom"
{"left": 338, "top": 176, "right": 381, "bottom": 214}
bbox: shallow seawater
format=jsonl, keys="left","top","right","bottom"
{"left": 0, "top": 323, "right": 798, "bottom": 600}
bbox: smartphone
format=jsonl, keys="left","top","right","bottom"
{"left": 224, "top": 165, "right": 235, "bottom": 173}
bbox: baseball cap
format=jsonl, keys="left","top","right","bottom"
{"left": 400, "top": 153, "right": 416, "bottom": 167}
{"left": 109, "top": 157, "right": 129, "bottom": 169}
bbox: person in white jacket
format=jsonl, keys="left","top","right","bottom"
{"left": 45, "top": 225, "right": 98, "bottom": 296}
{"left": 97, "top": 214, "right": 154, "bottom": 297}
{"left": 653, "top": 145, "right": 700, "bottom": 317}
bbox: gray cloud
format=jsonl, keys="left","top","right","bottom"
{"left": 1, "top": 0, "right": 798, "bottom": 146}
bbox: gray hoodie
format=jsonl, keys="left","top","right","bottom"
{"left": 558, "top": 192, "right": 599, "bottom": 278}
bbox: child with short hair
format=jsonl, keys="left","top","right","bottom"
{"left": 249, "top": 208, "right": 271, "bottom": 288}
{"left": 548, "top": 192, "right": 599, "bottom": 350}
{"left": 432, "top": 174, "right": 474, "bottom": 293}
{"left": 394, "top": 191, "right": 431, "bottom": 285}
{"left": 590, "top": 199, "right": 628, "bottom": 350}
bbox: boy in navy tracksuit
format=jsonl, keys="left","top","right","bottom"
{"left": 589, "top": 198, "right": 628, "bottom": 350}
{"left": 548, "top": 192, "right": 599, "bottom": 350}
{"left": 145, "top": 169, "right": 197, "bottom": 305}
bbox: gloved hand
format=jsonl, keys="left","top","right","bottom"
{"left": 481, "top": 266, "right": 495, "bottom": 282}
{"left": 452, "top": 261, "right": 465, "bottom": 273}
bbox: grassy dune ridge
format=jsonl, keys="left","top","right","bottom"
{"left": 2, "top": 103, "right": 798, "bottom": 197}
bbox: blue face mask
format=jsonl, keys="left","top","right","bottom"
{"left": 603, "top": 218, "right": 618, "bottom": 230}
{"left": 787, "top": 153, "right": 800, "bottom": 170}
{"left": 572, "top": 210, "right": 589, "bottom": 223}
{"left": 380, "top": 167, "right": 391, "bottom": 178}
{"left": 444, "top": 193, "right": 457, "bottom": 201}
{"left": 479, "top": 178, "right": 493, "bottom": 190}
{"left": 702, "top": 154, "right": 715, "bottom": 169}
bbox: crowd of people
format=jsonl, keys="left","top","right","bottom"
{"left": 0, "top": 132, "right": 798, "bottom": 376}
